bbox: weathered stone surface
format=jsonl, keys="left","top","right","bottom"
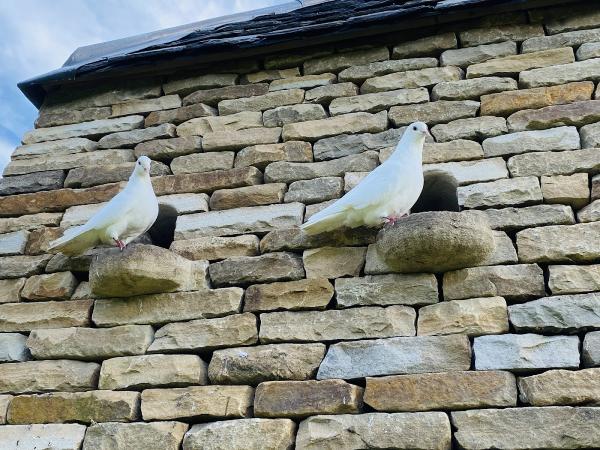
{"left": 318, "top": 335, "right": 470, "bottom": 379}
{"left": 148, "top": 313, "right": 258, "bottom": 353}
{"left": 269, "top": 73, "right": 336, "bottom": 91}
{"left": 482, "top": 231, "right": 518, "bottom": 266}
{"left": 432, "top": 116, "right": 507, "bottom": 142}
{"left": 202, "top": 127, "right": 281, "bottom": 151}
{"left": 35, "top": 106, "right": 112, "bottom": 128}
{"left": 301, "top": 246, "right": 365, "bottom": 279}
{"left": 265, "top": 50, "right": 333, "bottom": 69}
{"left": 338, "top": 57, "right": 437, "bottom": 82}
{"left": 577, "top": 42, "right": 600, "bottom": 61}
{"left": 441, "top": 41, "right": 516, "bottom": 67}
{"left": 314, "top": 128, "right": 402, "bottom": 161}
{"left": 0, "top": 230, "right": 28, "bottom": 256}
{"left": 443, "top": 264, "right": 544, "bottom": 301}
{"left": 389, "top": 100, "right": 479, "bottom": 126}
{"left": 518, "top": 368, "right": 600, "bottom": 406}
{"left": 581, "top": 121, "right": 600, "bottom": 147}
{"left": 452, "top": 406, "right": 600, "bottom": 450}
{"left": 458, "top": 176, "right": 542, "bottom": 208}
{"left": 284, "top": 177, "right": 342, "bottom": 204}
{"left": 305, "top": 82, "right": 359, "bottom": 104}
{"left": 209, "top": 252, "right": 304, "bottom": 286}
{"left": 460, "top": 24, "right": 544, "bottom": 46}
{"left": 176, "top": 111, "right": 262, "bottom": 137}
{"left": 144, "top": 103, "right": 217, "bottom": 127}
{"left": 0, "top": 254, "right": 52, "bottom": 278}
{"left": 467, "top": 47, "right": 575, "bottom": 78}
{"left": 21, "top": 272, "right": 78, "bottom": 301}
{"left": 508, "top": 148, "right": 600, "bottom": 178}
{"left": 170, "top": 235, "right": 259, "bottom": 261}
{"left": 0, "top": 395, "right": 10, "bottom": 423}
{"left": 83, "top": 421, "right": 188, "bottom": 450}
{"left": 509, "top": 292, "right": 600, "bottom": 333}
{"left": 171, "top": 153, "right": 233, "bottom": 176}
{"left": 304, "top": 47, "right": 389, "bottom": 74}
{"left": 473, "top": 334, "right": 579, "bottom": 371}
{"left": 0, "top": 424, "right": 86, "bottom": 450}
{"left": 0, "top": 278, "right": 25, "bottom": 304}
{"left": 282, "top": 111, "right": 387, "bottom": 142}
{"left": 0, "top": 360, "right": 99, "bottom": 394}
{"left": 26, "top": 228, "right": 64, "bottom": 257}
{"left": 92, "top": 288, "right": 242, "bottom": 327}
{"left": 64, "top": 160, "right": 170, "bottom": 188}
{"left": 153, "top": 166, "right": 262, "bottom": 196}
{"left": 263, "top": 104, "right": 327, "bottom": 128}
{"left": 27, "top": 325, "right": 153, "bottom": 361}
{"left": 296, "top": 412, "right": 451, "bottom": 450}
{"left": 164, "top": 73, "right": 238, "bottom": 96}
{"left": 22, "top": 115, "right": 144, "bottom": 144}
{"left": 183, "top": 419, "right": 296, "bottom": 450}
{"left": 415, "top": 140, "right": 482, "bottom": 164}
{"left": 343, "top": 171, "right": 368, "bottom": 191}
{"left": 0, "top": 170, "right": 65, "bottom": 196}
{"left": 0, "top": 300, "right": 93, "bottom": 332}
{"left": 330, "top": 88, "right": 428, "bottom": 116}
{"left": 265, "top": 151, "right": 378, "bottom": 183}
{"left": 418, "top": 297, "right": 509, "bottom": 336}
{"left": 523, "top": 27, "right": 600, "bottom": 53}
{"left": 541, "top": 173, "right": 589, "bottom": 208}
{"left": 98, "top": 123, "right": 176, "bottom": 149}
{"left": 438, "top": 76, "right": 518, "bottom": 102}
{"left": 520, "top": 58, "right": 600, "bottom": 88}
{"left": 218, "top": 89, "right": 304, "bottom": 115}
{"left": 244, "top": 68, "right": 300, "bottom": 83}
{"left": 517, "top": 222, "right": 600, "bottom": 263}
{"left": 530, "top": 6, "right": 600, "bottom": 33}
{"left": 111, "top": 95, "right": 181, "bottom": 117}
{"left": 425, "top": 158, "right": 508, "bottom": 185}
{"left": 260, "top": 226, "right": 377, "bottom": 253}
{"left": 482, "top": 126, "right": 580, "bottom": 157}
{"left": 175, "top": 202, "right": 304, "bottom": 239}
{"left": 7, "top": 390, "right": 140, "bottom": 424}
{"left": 374, "top": 212, "right": 496, "bottom": 273}
{"left": 235, "top": 141, "right": 312, "bottom": 169}
{"left": 183, "top": 83, "right": 269, "bottom": 106}
{"left": 0, "top": 212, "right": 62, "bottom": 235}
{"left": 362, "top": 66, "right": 463, "bottom": 94}
{"left": 99, "top": 354, "right": 206, "bottom": 390}
{"left": 210, "top": 183, "right": 286, "bottom": 210}
{"left": 244, "top": 278, "right": 333, "bottom": 312}
{"left": 209, "top": 343, "right": 325, "bottom": 384}
{"left": 335, "top": 273, "right": 437, "bottom": 308}
{"left": 593, "top": 174, "right": 600, "bottom": 200}
{"left": 260, "top": 306, "right": 415, "bottom": 343}
{"left": 393, "top": 32, "right": 457, "bottom": 58}
{"left": 508, "top": 100, "right": 600, "bottom": 131}
{"left": 0, "top": 334, "right": 29, "bottom": 362}
{"left": 141, "top": 386, "right": 253, "bottom": 420}
{"left": 549, "top": 264, "right": 600, "bottom": 294}
{"left": 135, "top": 136, "right": 202, "bottom": 161}
{"left": 3, "top": 149, "right": 135, "bottom": 176}
{"left": 255, "top": 379, "right": 362, "bottom": 418}
{"left": 584, "top": 332, "right": 600, "bottom": 367}
{"left": 365, "top": 371, "right": 516, "bottom": 412}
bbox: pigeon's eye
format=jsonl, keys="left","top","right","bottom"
{"left": 412, "top": 126, "right": 417, "bottom": 131}
{"left": 138, "top": 162, "right": 141, "bottom": 165}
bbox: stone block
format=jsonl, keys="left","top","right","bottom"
{"left": 64, "top": 160, "right": 170, "bottom": 188}
{"left": 244, "top": 278, "right": 333, "bottom": 312}
{"left": 362, "top": 66, "right": 463, "bottom": 94}
{"left": 243, "top": 68, "right": 300, "bottom": 83}
{"left": 176, "top": 111, "right": 263, "bottom": 137}
{"left": 581, "top": 121, "right": 600, "bottom": 147}
{"left": 260, "top": 226, "right": 377, "bottom": 253}
{"left": 0, "top": 212, "right": 62, "bottom": 235}
{"left": 83, "top": 421, "right": 188, "bottom": 450}
{"left": 459, "top": 24, "right": 544, "bottom": 46}
{"left": 144, "top": 103, "right": 217, "bottom": 127}
{"left": 304, "top": 47, "right": 389, "bottom": 74}
{"left": 424, "top": 158, "right": 508, "bottom": 185}
{"left": 0, "top": 255, "right": 52, "bottom": 278}
{"left": 549, "top": 264, "right": 600, "bottom": 294}
{"left": 234, "top": 141, "right": 312, "bottom": 169}
{"left": 170, "top": 235, "right": 259, "bottom": 261}
{"left": 282, "top": 111, "right": 387, "bottom": 142}
{"left": 583, "top": 332, "right": 600, "bottom": 367}
{"left": 440, "top": 41, "right": 517, "bottom": 67}
{"left": 152, "top": 167, "right": 262, "bottom": 196}
{"left": 111, "top": 94, "right": 181, "bottom": 117}
{"left": 303, "top": 246, "right": 366, "bottom": 279}
{"left": 218, "top": 89, "right": 304, "bottom": 115}
{"left": 541, "top": 173, "right": 589, "bottom": 208}
{"left": 0, "top": 278, "right": 25, "bottom": 304}
{"left": 163, "top": 73, "right": 238, "bottom": 96}
{"left": 0, "top": 300, "right": 92, "bottom": 332}
{"left": 183, "top": 83, "right": 269, "bottom": 106}
{"left": 508, "top": 148, "right": 600, "bottom": 178}
{"left": 135, "top": 136, "right": 202, "bottom": 161}
{"left": 98, "top": 123, "right": 176, "bottom": 149}
{"left": 209, "top": 252, "right": 304, "bottom": 286}
{"left": 389, "top": 100, "right": 480, "bottom": 126}
{"left": 0, "top": 424, "right": 86, "bottom": 450}
{"left": 314, "top": 128, "right": 402, "bottom": 161}
{"left": 209, "top": 183, "right": 286, "bottom": 210}
{"left": 458, "top": 176, "right": 542, "bottom": 208}
{"left": 269, "top": 73, "right": 336, "bottom": 91}
{"left": 522, "top": 28, "right": 600, "bottom": 53}
{"left": 202, "top": 127, "right": 281, "bottom": 151}
{"left": 305, "top": 82, "right": 359, "bottom": 104}
{"left": 482, "top": 126, "right": 580, "bottom": 157}
{"left": 263, "top": 104, "right": 327, "bottom": 127}
{"left": 0, "top": 334, "right": 29, "bottom": 362}
{"left": 520, "top": 58, "right": 600, "bottom": 88}
{"left": 329, "top": 88, "right": 428, "bottom": 115}
{"left": 518, "top": 368, "right": 600, "bottom": 406}
{"left": 431, "top": 116, "right": 507, "bottom": 142}
{"left": 392, "top": 32, "right": 457, "bottom": 58}
{"left": 507, "top": 100, "right": 600, "bottom": 131}
{"left": 0, "top": 170, "right": 65, "bottom": 196}
{"left": 21, "top": 272, "right": 78, "bottom": 301}
{"left": 338, "top": 57, "right": 437, "bottom": 82}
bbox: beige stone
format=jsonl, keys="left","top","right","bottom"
{"left": 0, "top": 299, "right": 92, "bottom": 332}
{"left": 305, "top": 82, "right": 359, "bottom": 104}
{"left": 183, "top": 83, "right": 268, "bottom": 106}
{"left": 0, "top": 395, "right": 11, "bottom": 424}
{"left": 365, "top": 371, "right": 516, "bottom": 412}
{"left": 244, "top": 278, "right": 333, "bottom": 312}
{"left": 259, "top": 306, "right": 416, "bottom": 343}
{"left": 432, "top": 116, "right": 507, "bottom": 142}
{"left": 200, "top": 127, "right": 282, "bottom": 152}
{"left": 21, "top": 272, "right": 77, "bottom": 301}
{"left": 83, "top": 421, "right": 188, "bottom": 450}
{"left": 389, "top": 100, "right": 479, "bottom": 126}
{"left": 329, "top": 88, "right": 428, "bottom": 115}
{"left": 170, "top": 235, "right": 259, "bottom": 261}
{"left": 144, "top": 103, "right": 217, "bottom": 127}
{"left": 393, "top": 32, "right": 457, "bottom": 58}
{"left": 0, "top": 254, "right": 52, "bottom": 278}
{"left": 302, "top": 246, "right": 366, "bottom": 279}
{"left": 97, "top": 124, "right": 176, "bottom": 149}
{"left": 148, "top": 313, "right": 258, "bottom": 353}
{"left": 269, "top": 73, "right": 336, "bottom": 91}
{"left": 243, "top": 68, "right": 300, "bottom": 83}
{"left": 234, "top": 141, "right": 312, "bottom": 169}
{"left": 458, "top": 176, "right": 542, "bottom": 208}
{"left": 304, "top": 47, "right": 389, "bottom": 74}
{"left": 507, "top": 100, "right": 600, "bottom": 132}
{"left": 362, "top": 66, "right": 463, "bottom": 94}
{"left": 99, "top": 354, "right": 207, "bottom": 390}
{"left": 141, "top": 386, "right": 254, "bottom": 420}
{"left": 176, "top": 111, "right": 262, "bottom": 136}
{"left": 0, "top": 278, "right": 25, "bottom": 304}
{"left": 0, "top": 424, "right": 86, "bottom": 449}
{"left": 35, "top": 106, "right": 112, "bottom": 128}
{"left": 549, "top": 264, "right": 600, "bottom": 294}
{"left": 152, "top": 167, "right": 262, "bottom": 196}
{"left": 92, "top": 288, "right": 242, "bottom": 327}
{"left": 164, "top": 73, "right": 238, "bottom": 95}
{"left": 460, "top": 24, "right": 544, "bottom": 46}
{"left": 523, "top": 28, "right": 600, "bottom": 53}
{"left": 507, "top": 148, "right": 600, "bottom": 177}
{"left": 482, "top": 126, "right": 580, "bottom": 157}
{"left": 541, "top": 8, "right": 600, "bottom": 34}
{"left": 418, "top": 297, "right": 509, "bottom": 336}
{"left": 255, "top": 380, "right": 363, "bottom": 418}
{"left": 135, "top": 136, "right": 202, "bottom": 161}
{"left": 0, "top": 212, "right": 62, "bottom": 235}
{"left": 209, "top": 252, "right": 304, "bottom": 286}
{"left": 284, "top": 177, "right": 342, "bottom": 204}
{"left": 263, "top": 104, "right": 327, "bottom": 127}
{"left": 541, "top": 173, "right": 589, "bottom": 208}
{"left": 218, "top": 89, "right": 304, "bottom": 115}
{"left": 111, "top": 94, "right": 181, "bottom": 117}
{"left": 441, "top": 41, "right": 517, "bottom": 67}
{"left": 0, "top": 360, "right": 99, "bottom": 394}
{"left": 209, "top": 183, "right": 286, "bottom": 210}
{"left": 520, "top": 58, "right": 600, "bottom": 88}
{"left": 282, "top": 111, "right": 387, "bottom": 142}
{"left": 260, "top": 226, "right": 377, "bottom": 253}
{"left": 338, "top": 57, "right": 438, "bottom": 82}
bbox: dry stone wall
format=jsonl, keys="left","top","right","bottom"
{"left": 1, "top": 3, "right": 600, "bottom": 449}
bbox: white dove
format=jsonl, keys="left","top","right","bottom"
{"left": 301, "top": 122, "right": 430, "bottom": 235}
{"left": 48, "top": 155, "right": 159, "bottom": 256}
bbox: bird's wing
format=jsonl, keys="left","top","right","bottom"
{"left": 84, "top": 187, "right": 137, "bottom": 231}
{"left": 47, "top": 225, "right": 101, "bottom": 256}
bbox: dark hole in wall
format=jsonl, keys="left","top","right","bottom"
{"left": 148, "top": 203, "right": 178, "bottom": 249}
{"left": 412, "top": 170, "right": 459, "bottom": 213}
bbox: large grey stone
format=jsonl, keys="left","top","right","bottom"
{"left": 459, "top": 24, "right": 544, "bottom": 46}
{"left": 0, "top": 278, "right": 25, "bottom": 304}
{"left": 0, "top": 255, "right": 52, "bottom": 279}
{"left": 507, "top": 100, "right": 600, "bottom": 132}
{"left": 581, "top": 121, "right": 600, "bottom": 147}
{"left": 35, "top": 106, "right": 111, "bottom": 128}
{"left": 507, "top": 148, "right": 600, "bottom": 177}
{"left": 183, "top": 83, "right": 268, "bottom": 106}
{"left": 144, "top": 103, "right": 217, "bottom": 127}
{"left": 244, "top": 278, "right": 333, "bottom": 312}
{"left": 64, "top": 160, "right": 170, "bottom": 188}
{"left": 0, "top": 231, "right": 28, "bottom": 256}
{"left": 83, "top": 421, "right": 188, "bottom": 450}
{"left": 285, "top": 177, "right": 342, "bottom": 204}
{"left": 0, "top": 300, "right": 93, "bottom": 332}
{"left": 584, "top": 332, "right": 600, "bottom": 367}
{"left": 218, "top": 89, "right": 304, "bottom": 115}
{"left": 0, "top": 424, "right": 86, "bottom": 450}
{"left": 302, "top": 246, "right": 366, "bottom": 279}
{"left": 202, "top": 127, "right": 282, "bottom": 151}
{"left": 482, "top": 126, "right": 580, "bottom": 157}
{"left": 98, "top": 123, "right": 176, "bottom": 148}
{"left": 135, "top": 136, "right": 202, "bottom": 161}
{"left": 467, "top": 204, "right": 575, "bottom": 231}
{"left": 163, "top": 73, "right": 238, "bottom": 95}
{"left": 523, "top": 28, "right": 600, "bottom": 52}
{"left": 234, "top": 141, "right": 312, "bottom": 169}
{"left": 269, "top": 73, "right": 336, "bottom": 91}
{"left": 392, "top": 32, "right": 457, "bottom": 58}
{"left": 0, "top": 212, "right": 62, "bottom": 235}
{"left": 424, "top": 158, "right": 508, "bottom": 185}
{"left": 329, "top": 88, "right": 428, "bottom": 115}
{"left": 520, "top": 58, "right": 600, "bottom": 88}
{"left": 305, "top": 82, "right": 359, "bottom": 104}
{"left": 304, "top": 47, "right": 389, "bottom": 74}
{"left": 170, "top": 235, "right": 259, "bottom": 261}
{"left": 0, "top": 334, "right": 29, "bottom": 362}
{"left": 176, "top": 111, "right": 262, "bottom": 137}
{"left": 313, "top": 128, "right": 402, "bottom": 161}
{"left": 282, "top": 111, "right": 387, "bottom": 142}
{"left": 458, "top": 176, "right": 542, "bottom": 208}
{"left": 111, "top": 94, "right": 181, "bottom": 117}
{"left": 259, "top": 226, "right": 377, "bottom": 253}
{"left": 338, "top": 57, "right": 438, "bottom": 82}
{"left": 263, "top": 104, "right": 327, "bottom": 127}
{"left": 0, "top": 170, "right": 66, "bottom": 196}
{"left": 209, "top": 252, "right": 305, "bottom": 286}
{"left": 432, "top": 76, "right": 518, "bottom": 101}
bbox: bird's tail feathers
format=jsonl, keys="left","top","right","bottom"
{"left": 301, "top": 211, "right": 344, "bottom": 235}
{"left": 47, "top": 225, "right": 100, "bottom": 256}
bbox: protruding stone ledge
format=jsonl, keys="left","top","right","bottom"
{"left": 518, "top": 368, "right": 600, "bottom": 406}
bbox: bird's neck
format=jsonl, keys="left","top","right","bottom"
{"left": 388, "top": 135, "right": 424, "bottom": 166}
{"left": 129, "top": 172, "right": 153, "bottom": 189}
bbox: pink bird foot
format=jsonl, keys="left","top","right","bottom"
{"left": 114, "top": 239, "right": 126, "bottom": 251}
{"left": 383, "top": 214, "right": 408, "bottom": 226}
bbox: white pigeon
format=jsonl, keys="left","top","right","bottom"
{"left": 48, "top": 155, "right": 159, "bottom": 256}
{"left": 301, "top": 122, "right": 431, "bottom": 235}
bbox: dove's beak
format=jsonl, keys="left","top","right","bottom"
{"left": 424, "top": 129, "right": 433, "bottom": 139}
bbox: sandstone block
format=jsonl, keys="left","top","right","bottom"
{"left": 441, "top": 41, "right": 516, "bottom": 67}
{"left": 304, "top": 47, "right": 389, "bottom": 74}
{"left": 0, "top": 170, "right": 65, "bottom": 196}
{"left": 135, "top": 136, "right": 202, "bottom": 161}
{"left": 0, "top": 396, "right": 10, "bottom": 424}
{"left": 459, "top": 24, "right": 544, "bottom": 46}
{"left": 148, "top": 313, "right": 258, "bottom": 353}
{"left": 218, "top": 89, "right": 304, "bottom": 115}
{"left": 160, "top": 193, "right": 210, "bottom": 215}
{"left": 12, "top": 137, "right": 97, "bottom": 159}
{"left": 314, "top": 128, "right": 402, "bottom": 160}
{"left": 507, "top": 100, "right": 600, "bottom": 131}
{"left": 244, "top": 278, "right": 333, "bottom": 312}
{"left": 164, "top": 73, "right": 238, "bottom": 95}
{"left": 141, "top": 386, "right": 254, "bottom": 420}
{"left": 577, "top": 42, "right": 600, "bottom": 61}
{"left": 508, "top": 148, "right": 600, "bottom": 177}
{"left": 0, "top": 299, "right": 92, "bottom": 332}
{"left": 473, "top": 334, "right": 579, "bottom": 371}
{"left": 209, "top": 252, "right": 304, "bottom": 286}
{"left": 282, "top": 111, "right": 387, "bottom": 142}
{"left": 520, "top": 58, "right": 600, "bottom": 88}
{"left": 392, "top": 32, "right": 457, "bottom": 58}
{"left": 0, "top": 212, "right": 62, "bottom": 235}
{"left": 83, "top": 421, "right": 188, "bottom": 450}
{"left": 362, "top": 66, "right": 463, "bottom": 94}
{"left": 255, "top": 379, "right": 363, "bottom": 418}
{"left": 265, "top": 49, "right": 332, "bottom": 69}
{"left": 338, "top": 57, "right": 437, "bottom": 82}
{"left": 482, "top": 126, "right": 580, "bottom": 157}
{"left": 418, "top": 297, "right": 509, "bottom": 336}
{"left": 425, "top": 158, "right": 508, "bottom": 185}
{"left": 437, "top": 76, "right": 518, "bottom": 101}
{"left": 209, "top": 183, "right": 286, "bottom": 210}
{"left": 284, "top": 177, "right": 342, "bottom": 204}
{"left": 144, "top": 103, "right": 217, "bottom": 127}
{"left": 522, "top": 28, "right": 600, "bottom": 53}
{"left": 432, "top": 116, "right": 507, "bottom": 142}
{"left": 35, "top": 106, "right": 112, "bottom": 128}
{"left": 176, "top": 111, "right": 262, "bottom": 136}
{"left": 329, "top": 88, "right": 428, "bottom": 116}
{"left": 98, "top": 123, "right": 176, "bottom": 149}
{"left": 99, "top": 354, "right": 207, "bottom": 390}
{"left": 183, "top": 83, "right": 268, "bottom": 106}
{"left": 234, "top": 141, "right": 312, "bottom": 169}
{"left": 170, "top": 235, "right": 259, "bottom": 261}
{"left": 317, "top": 335, "right": 471, "bottom": 379}
{"left": 0, "top": 334, "right": 29, "bottom": 363}
{"left": 269, "top": 73, "right": 336, "bottom": 91}
{"left": 0, "top": 278, "right": 25, "bottom": 303}
{"left": 0, "top": 255, "right": 52, "bottom": 278}
{"left": 92, "top": 288, "right": 242, "bottom": 327}
{"left": 260, "top": 226, "right": 377, "bottom": 253}
{"left": 541, "top": 173, "right": 589, "bottom": 208}
{"left": 64, "top": 160, "right": 170, "bottom": 188}
{"left": 0, "top": 231, "right": 28, "bottom": 257}
{"left": 389, "top": 100, "right": 479, "bottom": 126}
{"left": 581, "top": 121, "right": 600, "bottom": 147}
{"left": 305, "top": 82, "right": 359, "bottom": 104}
{"left": 202, "top": 127, "right": 281, "bottom": 151}
{"left": 584, "top": 332, "right": 600, "bottom": 367}
{"left": 549, "top": 264, "right": 600, "bottom": 294}
{"left": 0, "top": 360, "right": 99, "bottom": 394}
{"left": 0, "top": 424, "right": 86, "bottom": 450}
{"left": 21, "top": 272, "right": 78, "bottom": 301}
{"left": 152, "top": 166, "right": 262, "bottom": 196}
{"left": 518, "top": 368, "right": 600, "bottom": 406}
{"left": 458, "top": 176, "right": 542, "bottom": 208}
{"left": 302, "top": 246, "right": 366, "bottom": 279}
{"left": 111, "top": 94, "right": 181, "bottom": 117}
{"left": 263, "top": 104, "right": 327, "bottom": 127}
{"left": 243, "top": 68, "right": 300, "bottom": 83}
{"left": 365, "top": 371, "right": 516, "bottom": 412}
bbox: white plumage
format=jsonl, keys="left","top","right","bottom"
{"left": 48, "top": 155, "right": 159, "bottom": 256}
{"left": 301, "top": 122, "right": 430, "bottom": 235}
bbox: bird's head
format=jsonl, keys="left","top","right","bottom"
{"left": 134, "top": 155, "right": 152, "bottom": 177}
{"left": 406, "top": 122, "right": 432, "bottom": 142}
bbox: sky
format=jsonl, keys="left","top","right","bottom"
{"left": 0, "top": 0, "right": 286, "bottom": 174}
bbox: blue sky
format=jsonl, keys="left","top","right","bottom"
{"left": 0, "top": 0, "right": 285, "bottom": 173}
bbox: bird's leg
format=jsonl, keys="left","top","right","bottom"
{"left": 383, "top": 213, "right": 408, "bottom": 226}
{"left": 113, "top": 238, "right": 126, "bottom": 251}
